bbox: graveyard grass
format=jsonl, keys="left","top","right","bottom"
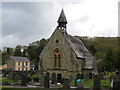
{"left": 2, "top": 76, "right": 21, "bottom": 82}
{"left": 71, "top": 79, "right": 110, "bottom": 88}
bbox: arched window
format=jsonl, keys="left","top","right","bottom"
{"left": 58, "top": 54, "right": 61, "bottom": 67}
{"left": 54, "top": 48, "right": 61, "bottom": 68}
{"left": 54, "top": 54, "right": 57, "bottom": 67}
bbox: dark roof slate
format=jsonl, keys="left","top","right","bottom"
{"left": 57, "top": 9, "right": 67, "bottom": 23}
{"left": 10, "top": 56, "right": 30, "bottom": 62}
{"left": 66, "top": 34, "right": 92, "bottom": 58}
{"left": 60, "top": 30, "right": 94, "bottom": 69}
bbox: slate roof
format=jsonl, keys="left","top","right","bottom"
{"left": 10, "top": 56, "right": 30, "bottom": 62}
{"left": 60, "top": 30, "right": 94, "bottom": 69}
{"left": 57, "top": 9, "right": 67, "bottom": 23}
{"left": 66, "top": 34, "right": 92, "bottom": 58}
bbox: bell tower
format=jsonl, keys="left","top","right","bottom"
{"left": 57, "top": 9, "right": 67, "bottom": 30}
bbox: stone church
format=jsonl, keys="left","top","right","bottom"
{"left": 38, "top": 9, "right": 97, "bottom": 79}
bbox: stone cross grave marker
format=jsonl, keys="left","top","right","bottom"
{"left": 63, "top": 78, "right": 70, "bottom": 89}
{"left": 113, "top": 74, "right": 120, "bottom": 90}
{"left": 44, "top": 73, "right": 50, "bottom": 88}
{"left": 94, "top": 75, "right": 100, "bottom": 90}
{"left": 21, "top": 72, "right": 27, "bottom": 86}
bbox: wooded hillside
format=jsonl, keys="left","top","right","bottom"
{"left": 1, "top": 37, "right": 120, "bottom": 71}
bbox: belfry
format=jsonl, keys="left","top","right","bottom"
{"left": 38, "top": 9, "right": 96, "bottom": 80}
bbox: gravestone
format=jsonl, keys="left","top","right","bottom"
{"left": 94, "top": 75, "right": 100, "bottom": 90}
{"left": 57, "top": 74, "right": 62, "bottom": 83}
{"left": 112, "top": 74, "right": 120, "bottom": 90}
{"left": 51, "top": 73, "right": 56, "bottom": 84}
{"left": 27, "top": 77, "right": 32, "bottom": 82}
{"left": 76, "top": 73, "right": 82, "bottom": 79}
{"left": 63, "top": 78, "right": 70, "bottom": 89}
{"left": 21, "top": 71, "right": 27, "bottom": 86}
{"left": 113, "top": 81, "right": 120, "bottom": 90}
{"left": 89, "top": 73, "right": 93, "bottom": 79}
{"left": 46, "top": 72, "right": 50, "bottom": 77}
{"left": 116, "top": 71, "right": 120, "bottom": 75}
{"left": 21, "top": 75, "right": 27, "bottom": 86}
{"left": 34, "top": 78, "right": 39, "bottom": 82}
{"left": 44, "top": 74, "right": 50, "bottom": 88}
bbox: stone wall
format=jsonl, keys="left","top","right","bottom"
{"left": 39, "top": 27, "right": 93, "bottom": 78}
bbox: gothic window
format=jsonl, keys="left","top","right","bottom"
{"left": 58, "top": 54, "right": 61, "bottom": 67}
{"left": 54, "top": 54, "right": 57, "bottom": 67}
{"left": 54, "top": 48, "right": 61, "bottom": 68}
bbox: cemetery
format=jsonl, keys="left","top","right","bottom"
{"left": 1, "top": 70, "right": 120, "bottom": 90}
{"left": 1, "top": 2, "right": 120, "bottom": 90}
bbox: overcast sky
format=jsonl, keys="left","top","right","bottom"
{"left": 1, "top": 0, "right": 119, "bottom": 48}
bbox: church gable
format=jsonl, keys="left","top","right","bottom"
{"left": 40, "top": 27, "right": 78, "bottom": 71}
{"left": 38, "top": 9, "right": 96, "bottom": 78}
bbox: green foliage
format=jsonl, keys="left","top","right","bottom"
{"left": 76, "top": 36, "right": 120, "bottom": 71}
{"left": 2, "top": 47, "right": 14, "bottom": 64}
{"left": 101, "top": 80, "right": 110, "bottom": 88}
{"left": 71, "top": 79, "right": 110, "bottom": 88}
{"left": 82, "top": 79, "right": 93, "bottom": 88}
{"left": 2, "top": 77, "right": 14, "bottom": 82}
{"left": 89, "top": 44, "right": 97, "bottom": 55}
{"left": 14, "top": 45, "right": 22, "bottom": 56}
{"left": 27, "top": 38, "right": 47, "bottom": 69}
{"left": 104, "top": 50, "right": 115, "bottom": 71}
{"left": 2, "top": 36, "right": 119, "bottom": 71}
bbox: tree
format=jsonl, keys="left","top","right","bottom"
{"left": 89, "top": 44, "right": 97, "bottom": 55}
{"left": 104, "top": 50, "right": 115, "bottom": 71}
{"left": 21, "top": 49, "right": 27, "bottom": 57}
{"left": 27, "top": 38, "right": 47, "bottom": 70}
{"left": 2, "top": 47, "right": 14, "bottom": 64}
{"left": 14, "top": 45, "right": 22, "bottom": 56}
{"left": 35, "top": 38, "right": 47, "bottom": 70}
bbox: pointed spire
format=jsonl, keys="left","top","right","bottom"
{"left": 57, "top": 9, "right": 67, "bottom": 29}
{"left": 58, "top": 9, "right": 67, "bottom": 23}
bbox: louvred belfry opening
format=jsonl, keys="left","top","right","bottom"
{"left": 57, "top": 9, "right": 67, "bottom": 30}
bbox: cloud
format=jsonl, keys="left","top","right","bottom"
{"left": 1, "top": 0, "right": 118, "bottom": 48}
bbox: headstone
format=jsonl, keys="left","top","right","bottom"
{"left": 57, "top": 74, "right": 62, "bottom": 83}
{"left": 63, "top": 78, "right": 70, "bottom": 89}
{"left": 21, "top": 76, "right": 27, "bottom": 86}
{"left": 27, "top": 77, "right": 32, "bottom": 82}
{"left": 51, "top": 73, "right": 56, "bottom": 84}
{"left": 44, "top": 75, "right": 50, "bottom": 88}
{"left": 21, "top": 72, "right": 27, "bottom": 86}
{"left": 34, "top": 78, "right": 39, "bottom": 82}
{"left": 113, "top": 81, "right": 120, "bottom": 90}
{"left": 116, "top": 71, "right": 120, "bottom": 75}
{"left": 94, "top": 75, "right": 100, "bottom": 90}
{"left": 89, "top": 73, "right": 93, "bottom": 79}
{"left": 110, "top": 74, "right": 115, "bottom": 82}
{"left": 46, "top": 72, "right": 50, "bottom": 77}
{"left": 76, "top": 73, "right": 82, "bottom": 79}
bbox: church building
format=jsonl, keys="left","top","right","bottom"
{"left": 38, "top": 9, "right": 97, "bottom": 79}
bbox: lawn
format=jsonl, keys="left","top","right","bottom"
{"left": 71, "top": 79, "right": 110, "bottom": 88}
